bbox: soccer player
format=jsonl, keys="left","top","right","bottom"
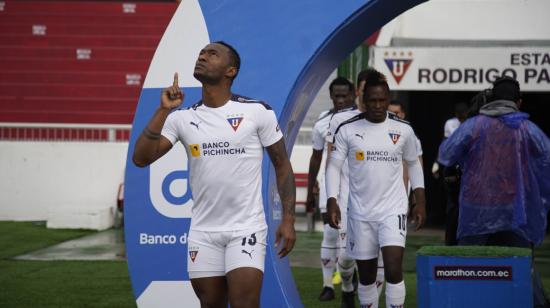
{"left": 388, "top": 100, "right": 424, "bottom": 191}
{"left": 132, "top": 41, "right": 296, "bottom": 308}
{"left": 305, "top": 77, "right": 356, "bottom": 303}
{"left": 326, "top": 69, "right": 426, "bottom": 308}
{"left": 323, "top": 95, "right": 361, "bottom": 307}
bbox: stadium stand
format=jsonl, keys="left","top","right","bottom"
{"left": 0, "top": 1, "right": 176, "bottom": 128}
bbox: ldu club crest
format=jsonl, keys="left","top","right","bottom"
{"left": 383, "top": 51, "right": 413, "bottom": 84}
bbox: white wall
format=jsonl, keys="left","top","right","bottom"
{"left": 290, "top": 144, "right": 313, "bottom": 174}
{"left": 0, "top": 142, "right": 127, "bottom": 228}
{"left": 0, "top": 141, "right": 313, "bottom": 226}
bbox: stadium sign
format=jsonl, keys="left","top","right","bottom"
{"left": 373, "top": 47, "right": 550, "bottom": 91}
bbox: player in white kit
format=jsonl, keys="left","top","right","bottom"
{"left": 133, "top": 41, "right": 296, "bottom": 308}
{"left": 326, "top": 69, "right": 426, "bottom": 308}
{"left": 305, "top": 77, "right": 357, "bottom": 303}
{"left": 324, "top": 103, "right": 361, "bottom": 307}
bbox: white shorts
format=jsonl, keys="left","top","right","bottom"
{"left": 187, "top": 227, "right": 267, "bottom": 279}
{"left": 346, "top": 214, "right": 407, "bottom": 260}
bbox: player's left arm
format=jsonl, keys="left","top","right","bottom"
{"left": 404, "top": 129, "right": 426, "bottom": 230}
{"left": 266, "top": 138, "right": 296, "bottom": 258}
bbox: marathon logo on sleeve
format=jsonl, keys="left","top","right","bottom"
{"left": 434, "top": 265, "right": 513, "bottom": 281}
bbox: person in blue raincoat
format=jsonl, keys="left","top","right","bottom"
{"left": 438, "top": 76, "right": 550, "bottom": 307}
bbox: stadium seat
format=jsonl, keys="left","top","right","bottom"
{"left": 0, "top": 1, "right": 176, "bottom": 126}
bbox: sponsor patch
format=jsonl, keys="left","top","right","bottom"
{"left": 355, "top": 151, "right": 365, "bottom": 161}
{"left": 434, "top": 265, "right": 513, "bottom": 281}
{"left": 189, "top": 144, "right": 201, "bottom": 157}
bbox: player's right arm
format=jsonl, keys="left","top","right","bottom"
{"left": 306, "top": 122, "right": 325, "bottom": 211}
{"left": 325, "top": 125, "right": 348, "bottom": 229}
{"left": 132, "top": 73, "right": 184, "bottom": 167}
{"left": 305, "top": 149, "right": 323, "bottom": 210}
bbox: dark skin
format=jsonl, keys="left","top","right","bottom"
{"left": 326, "top": 84, "right": 426, "bottom": 285}
{"left": 132, "top": 43, "right": 296, "bottom": 308}
{"left": 305, "top": 84, "right": 355, "bottom": 223}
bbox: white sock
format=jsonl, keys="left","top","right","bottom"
{"left": 337, "top": 254, "right": 355, "bottom": 292}
{"left": 321, "top": 224, "right": 339, "bottom": 288}
{"left": 385, "top": 280, "right": 405, "bottom": 308}
{"left": 376, "top": 253, "right": 385, "bottom": 296}
{"left": 358, "top": 282, "right": 379, "bottom": 308}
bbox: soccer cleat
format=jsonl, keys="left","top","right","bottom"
{"left": 341, "top": 291, "right": 356, "bottom": 308}
{"left": 333, "top": 271, "right": 342, "bottom": 285}
{"left": 318, "top": 286, "right": 335, "bottom": 301}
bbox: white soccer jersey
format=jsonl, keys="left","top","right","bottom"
{"left": 444, "top": 117, "right": 460, "bottom": 138}
{"left": 311, "top": 109, "right": 334, "bottom": 151}
{"left": 161, "top": 94, "right": 283, "bottom": 231}
{"left": 311, "top": 109, "right": 334, "bottom": 210}
{"left": 330, "top": 112, "right": 418, "bottom": 221}
{"left": 416, "top": 137, "right": 423, "bottom": 156}
{"left": 326, "top": 108, "right": 361, "bottom": 210}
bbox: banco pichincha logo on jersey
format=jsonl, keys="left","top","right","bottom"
{"left": 191, "top": 141, "right": 246, "bottom": 157}
{"left": 383, "top": 51, "right": 413, "bottom": 84}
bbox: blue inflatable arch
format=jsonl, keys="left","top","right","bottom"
{"left": 125, "top": 1, "right": 425, "bottom": 307}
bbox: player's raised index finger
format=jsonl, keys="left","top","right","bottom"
{"left": 173, "top": 72, "right": 179, "bottom": 87}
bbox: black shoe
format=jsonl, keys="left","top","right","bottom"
{"left": 341, "top": 291, "right": 355, "bottom": 308}
{"left": 318, "top": 286, "right": 335, "bottom": 301}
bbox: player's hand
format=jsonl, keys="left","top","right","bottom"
{"left": 160, "top": 72, "right": 184, "bottom": 110}
{"left": 275, "top": 215, "right": 296, "bottom": 258}
{"left": 305, "top": 194, "right": 315, "bottom": 213}
{"left": 411, "top": 203, "right": 426, "bottom": 231}
{"left": 326, "top": 198, "right": 340, "bottom": 229}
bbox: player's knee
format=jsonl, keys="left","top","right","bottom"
{"left": 384, "top": 266, "right": 403, "bottom": 284}
{"left": 229, "top": 294, "right": 260, "bottom": 308}
{"left": 338, "top": 255, "right": 355, "bottom": 271}
{"left": 358, "top": 272, "right": 377, "bottom": 285}
{"left": 338, "top": 258, "right": 355, "bottom": 279}
{"left": 357, "top": 263, "right": 378, "bottom": 285}
{"left": 197, "top": 295, "right": 227, "bottom": 308}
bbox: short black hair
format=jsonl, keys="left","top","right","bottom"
{"left": 492, "top": 76, "right": 521, "bottom": 102}
{"left": 468, "top": 89, "right": 492, "bottom": 117}
{"left": 361, "top": 68, "right": 390, "bottom": 100}
{"left": 329, "top": 77, "right": 355, "bottom": 94}
{"left": 356, "top": 69, "right": 370, "bottom": 85}
{"left": 213, "top": 41, "right": 241, "bottom": 80}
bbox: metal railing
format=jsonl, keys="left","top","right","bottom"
{"left": 0, "top": 123, "right": 315, "bottom": 144}
{"left": 0, "top": 123, "right": 132, "bottom": 142}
